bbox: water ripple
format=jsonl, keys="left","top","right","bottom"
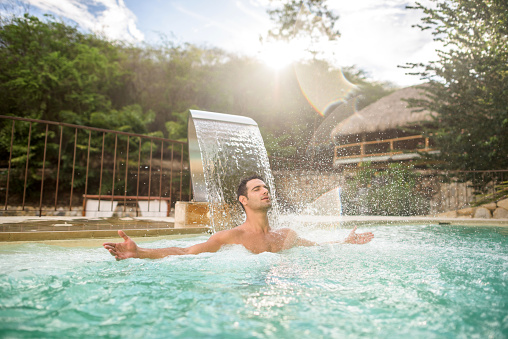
{"left": 0, "top": 225, "right": 507, "bottom": 338}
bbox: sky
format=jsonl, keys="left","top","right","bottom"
{"left": 5, "top": 0, "right": 440, "bottom": 87}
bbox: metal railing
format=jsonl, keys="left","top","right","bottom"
{"left": 0, "top": 115, "right": 190, "bottom": 216}
{"left": 437, "top": 170, "right": 508, "bottom": 211}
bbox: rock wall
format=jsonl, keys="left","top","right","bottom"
{"left": 436, "top": 198, "right": 508, "bottom": 219}
{"left": 273, "top": 170, "right": 508, "bottom": 219}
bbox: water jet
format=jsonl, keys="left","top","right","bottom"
{"left": 177, "top": 110, "right": 278, "bottom": 231}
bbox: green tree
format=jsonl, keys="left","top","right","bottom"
{"left": 0, "top": 14, "right": 156, "bottom": 202}
{"left": 166, "top": 109, "right": 189, "bottom": 142}
{"left": 404, "top": 0, "right": 508, "bottom": 171}
{"left": 267, "top": 0, "right": 340, "bottom": 43}
{"left": 0, "top": 14, "right": 128, "bottom": 123}
{"left": 342, "top": 163, "right": 430, "bottom": 216}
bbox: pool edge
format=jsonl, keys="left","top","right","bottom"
{"left": 0, "top": 227, "right": 210, "bottom": 242}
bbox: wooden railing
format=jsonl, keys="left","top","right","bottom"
{"left": 334, "top": 135, "right": 434, "bottom": 163}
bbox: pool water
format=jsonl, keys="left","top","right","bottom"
{"left": 1, "top": 225, "right": 507, "bottom": 338}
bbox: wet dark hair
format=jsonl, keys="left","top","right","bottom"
{"left": 237, "top": 174, "right": 265, "bottom": 210}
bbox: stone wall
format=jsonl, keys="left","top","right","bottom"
{"left": 436, "top": 198, "right": 508, "bottom": 219}
{"left": 423, "top": 178, "right": 475, "bottom": 214}
{"left": 273, "top": 170, "right": 507, "bottom": 218}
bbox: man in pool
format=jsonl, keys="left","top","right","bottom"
{"left": 103, "top": 175, "right": 374, "bottom": 260}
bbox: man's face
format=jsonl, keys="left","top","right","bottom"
{"left": 243, "top": 178, "right": 272, "bottom": 210}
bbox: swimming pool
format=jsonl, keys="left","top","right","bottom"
{"left": 1, "top": 224, "right": 507, "bottom": 338}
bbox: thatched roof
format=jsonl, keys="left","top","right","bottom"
{"left": 331, "top": 86, "right": 434, "bottom": 137}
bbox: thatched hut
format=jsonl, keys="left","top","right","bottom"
{"left": 331, "top": 86, "right": 437, "bottom": 166}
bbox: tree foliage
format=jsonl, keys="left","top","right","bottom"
{"left": 0, "top": 14, "right": 156, "bottom": 200}
{"left": 404, "top": 0, "right": 508, "bottom": 171}
{"left": 0, "top": 15, "right": 124, "bottom": 123}
{"left": 0, "top": 9, "right": 399, "bottom": 204}
{"left": 1, "top": 8, "right": 394, "bottom": 155}
{"left": 267, "top": 0, "right": 340, "bottom": 42}
{"left": 342, "top": 163, "right": 430, "bottom": 216}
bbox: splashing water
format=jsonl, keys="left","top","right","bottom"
{"left": 1, "top": 225, "right": 507, "bottom": 338}
{"left": 190, "top": 113, "right": 279, "bottom": 232}
{"left": 304, "top": 187, "right": 342, "bottom": 216}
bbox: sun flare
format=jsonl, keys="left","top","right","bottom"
{"left": 258, "top": 42, "right": 300, "bottom": 69}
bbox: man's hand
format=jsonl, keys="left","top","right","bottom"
{"left": 344, "top": 226, "right": 374, "bottom": 244}
{"left": 103, "top": 230, "right": 139, "bottom": 260}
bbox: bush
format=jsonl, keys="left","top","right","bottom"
{"left": 342, "top": 163, "right": 430, "bottom": 216}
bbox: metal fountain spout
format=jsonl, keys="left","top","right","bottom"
{"left": 179, "top": 109, "right": 272, "bottom": 231}
{"left": 187, "top": 110, "right": 258, "bottom": 202}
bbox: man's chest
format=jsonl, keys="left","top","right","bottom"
{"left": 239, "top": 233, "right": 285, "bottom": 253}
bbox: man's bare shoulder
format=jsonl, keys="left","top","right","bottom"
{"left": 209, "top": 226, "right": 245, "bottom": 243}
{"left": 272, "top": 227, "right": 296, "bottom": 235}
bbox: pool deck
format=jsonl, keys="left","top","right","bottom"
{"left": 0, "top": 216, "right": 210, "bottom": 243}
{"left": 0, "top": 215, "right": 506, "bottom": 243}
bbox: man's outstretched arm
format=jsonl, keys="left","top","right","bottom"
{"left": 103, "top": 230, "right": 226, "bottom": 260}
{"left": 291, "top": 226, "right": 373, "bottom": 247}
{"left": 338, "top": 226, "right": 374, "bottom": 244}
{"left": 285, "top": 226, "right": 374, "bottom": 249}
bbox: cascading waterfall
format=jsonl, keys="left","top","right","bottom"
{"left": 188, "top": 110, "right": 279, "bottom": 232}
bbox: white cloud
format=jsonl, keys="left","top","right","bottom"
{"left": 171, "top": 2, "right": 268, "bottom": 56}
{"left": 326, "top": 0, "right": 440, "bottom": 86}
{"left": 236, "top": 0, "right": 269, "bottom": 24}
{"left": 21, "top": 0, "right": 144, "bottom": 42}
{"left": 172, "top": 2, "right": 241, "bottom": 36}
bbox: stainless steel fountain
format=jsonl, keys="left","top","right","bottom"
{"left": 187, "top": 110, "right": 258, "bottom": 202}
{"left": 180, "top": 110, "right": 277, "bottom": 232}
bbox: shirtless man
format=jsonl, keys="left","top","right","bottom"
{"left": 103, "top": 175, "right": 374, "bottom": 260}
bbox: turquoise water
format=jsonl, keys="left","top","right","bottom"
{"left": 1, "top": 225, "right": 507, "bottom": 338}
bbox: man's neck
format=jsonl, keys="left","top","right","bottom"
{"left": 243, "top": 210, "right": 270, "bottom": 233}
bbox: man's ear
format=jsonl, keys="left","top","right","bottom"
{"left": 239, "top": 195, "right": 248, "bottom": 207}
